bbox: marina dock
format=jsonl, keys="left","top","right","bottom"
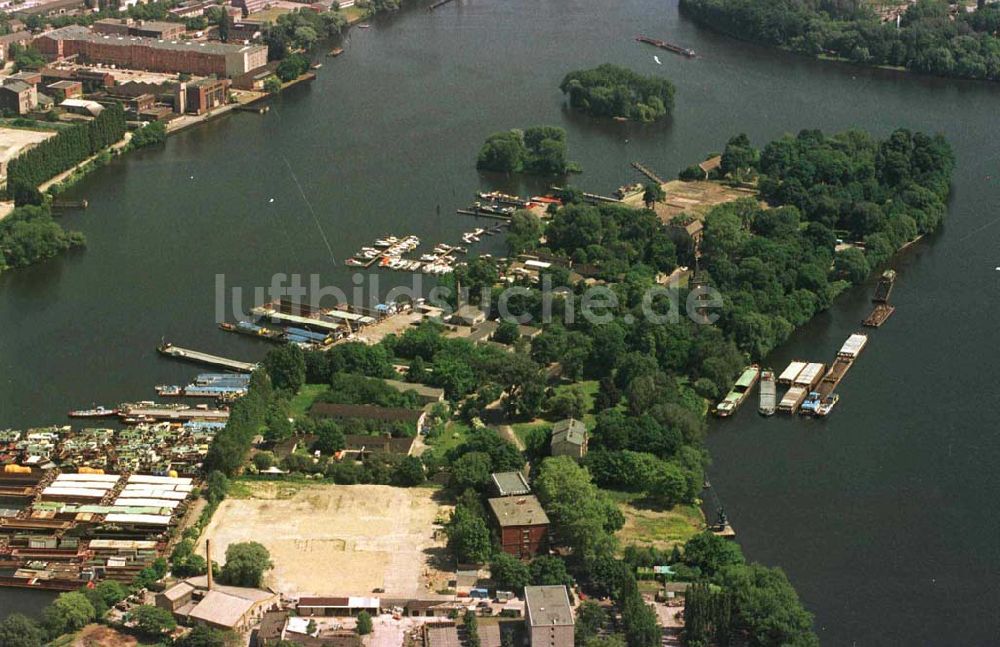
{"left": 157, "top": 343, "right": 257, "bottom": 373}
{"left": 631, "top": 161, "right": 667, "bottom": 185}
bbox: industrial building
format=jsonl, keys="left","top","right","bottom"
{"left": 35, "top": 25, "right": 268, "bottom": 78}
{"left": 488, "top": 495, "right": 549, "bottom": 559}
{"left": 524, "top": 586, "right": 574, "bottom": 647}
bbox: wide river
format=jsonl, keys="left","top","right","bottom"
{"left": 2, "top": 0, "right": 998, "bottom": 642}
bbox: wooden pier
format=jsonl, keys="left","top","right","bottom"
{"left": 631, "top": 161, "right": 667, "bottom": 185}
{"left": 550, "top": 186, "right": 622, "bottom": 204}
{"left": 429, "top": 0, "right": 455, "bottom": 9}
{"left": 157, "top": 343, "right": 257, "bottom": 373}
{"left": 457, "top": 207, "right": 512, "bottom": 220}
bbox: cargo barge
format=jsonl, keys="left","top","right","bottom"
{"left": 872, "top": 269, "right": 896, "bottom": 303}
{"left": 635, "top": 35, "right": 696, "bottom": 58}
{"left": 758, "top": 369, "right": 776, "bottom": 416}
{"left": 863, "top": 303, "right": 896, "bottom": 327}
{"left": 778, "top": 386, "right": 809, "bottom": 413}
{"left": 714, "top": 365, "right": 760, "bottom": 417}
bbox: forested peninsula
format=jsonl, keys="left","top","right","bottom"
{"left": 680, "top": 0, "right": 1000, "bottom": 81}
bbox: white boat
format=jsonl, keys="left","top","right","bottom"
{"left": 420, "top": 254, "right": 438, "bottom": 262}
{"left": 654, "top": 55, "right": 661, "bottom": 65}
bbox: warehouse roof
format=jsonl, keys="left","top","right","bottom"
{"left": 488, "top": 495, "right": 549, "bottom": 527}
{"left": 40, "top": 25, "right": 266, "bottom": 57}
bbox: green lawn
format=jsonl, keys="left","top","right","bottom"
{"left": 616, "top": 496, "right": 704, "bottom": 550}
{"left": 423, "top": 420, "right": 472, "bottom": 456}
{"left": 290, "top": 384, "right": 329, "bottom": 418}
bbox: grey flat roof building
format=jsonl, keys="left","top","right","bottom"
{"left": 488, "top": 495, "right": 549, "bottom": 528}
{"left": 525, "top": 585, "right": 574, "bottom": 627}
{"left": 491, "top": 471, "right": 531, "bottom": 497}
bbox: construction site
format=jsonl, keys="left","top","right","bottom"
{"left": 197, "top": 482, "right": 454, "bottom": 599}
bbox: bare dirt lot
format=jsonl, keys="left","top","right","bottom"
{"left": 198, "top": 483, "right": 453, "bottom": 599}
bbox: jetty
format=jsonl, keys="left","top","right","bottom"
{"left": 429, "top": 0, "right": 455, "bottom": 9}
{"left": 635, "top": 35, "right": 696, "bottom": 58}
{"left": 118, "top": 405, "right": 229, "bottom": 422}
{"left": 156, "top": 343, "right": 257, "bottom": 373}
{"left": 631, "top": 161, "right": 667, "bottom": 185}
{"left": 550, "top": 186, "right": 622, "bottom": 204}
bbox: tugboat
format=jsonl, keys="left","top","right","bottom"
{"left": 758, "top": 369, "right": 776, "bottom": 416}
{"left": 710, "top": 507, "right": 736, "bottom": 539}
{"left": 814, "top": 394, "right": 840, "bottom": 417}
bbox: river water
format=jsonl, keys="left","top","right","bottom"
{"left": 1, "top": 0, "right": 998, "bottom": 642}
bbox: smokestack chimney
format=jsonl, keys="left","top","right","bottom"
{"left": 205, "top": 539, "right": 213, "bottom": 591}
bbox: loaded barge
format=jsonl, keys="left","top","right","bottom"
{"left": 714, "top": 365, "right": 760, "bottom": 417}
{"left": 758, "top": 370, "right": 776, "bottom": 416}
{"left": 635, "top": 35, "right": 696, "bottom": 58}
{"left": 864, "top": 270, "right": 898, "bottom": 327}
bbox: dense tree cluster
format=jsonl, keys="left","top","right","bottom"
{"left": 6, "top": 103, "right": 126, "bottom": 192}
{"left": 701, "top": 128, "right": 953, "bottom": 359}
{"left": 560, "top": 64, "right": 675, "bottom": 122}
{"left": 264, "top": 11, "right": 348, "bottom": 60}
{"left": 680, "top": 533, "right": 817, "bottom": 647}
{"left": 129, "top": 121, "right": 168, "bottom": 149}
{"left": 0, "top": 205, "right": 85, "bottom": 272}
{"left": 204, "top": 370, "right": 275, "bottom": 475}
{"left": 679, "top": 0, "right": 1000, "bottom": 81}
{"left": 476, "top": 126, "right": 577, "bottom": 175}
{"left": 542, "top": 201, "right": 678, "bottom": 278}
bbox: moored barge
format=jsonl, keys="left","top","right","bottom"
{"left": 714, "top": 365, "right": 760, "bottom": 417}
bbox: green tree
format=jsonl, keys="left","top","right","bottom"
{"left": 264, "top": 345, "right": 306, "bottom": 392}
{"left": 491, "top": 552, "right": 531, "bottom": 592}
{"left": 356, "top": 610, "right": 373, "bottom": 635}
{"left": 0, "top": 613, "right": 45, "bottom": 647}
{"left": 560, "top": 64, "right": 675, "bottom": 122}
{"left": 264, "top": 76, "right": 282, "bottom": 94}
{"left": 833, "top": 247, "right": 870, "bottom": 284}
{"left": 445, "top": 504, "right": 493, "bottom": 563}
{"left": 131, "top": 604, "right": 177, "bottom": 637}
{"left": 530, "top": 555, "right": 572, "bottom": 586}
{"left": 476, "top": 130, "right": 526, "bottom": 173}
{"left": 220, "top": 541, "right": 273, "bottom": 587}
{"left": 393, "top": 455, "right": 426, "bottom": 486}
{"left": 682, "top": 532, "right": 745, "bottom": 577}
{"left": 574, "top": 601, "right": 607, "bottom": 647}
{"left": 41, "top": 591, "right": 96, "bottom": 637}
{"left": 643, "top": 182, "right": 665, "bottom": 207}
{"left": 130, "top": 121, "right": 167, "bottom": 149}
{"left": 176, "top": 625, "right": 239, "bottom": 647}
{"left": 449, "top": 451, "right": 492, "bottom": 491}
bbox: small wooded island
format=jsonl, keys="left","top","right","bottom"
{"left": 680, "top": 0, "right": 1000, "bottom": 82}
{"left": 476, "top": 126, "right": 580, "bottom": 175}
{"left": 560, "top": 64, "right": 676, "bottom": 122}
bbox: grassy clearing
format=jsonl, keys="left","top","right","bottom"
{"left": 290, "top": 384, "right": 329, "bottom": 418}
{"left": 616, "top": 496, "right": 704, "bottom": 550}
{"left": 424, "top": 420, "right": 472, "bottom": 456}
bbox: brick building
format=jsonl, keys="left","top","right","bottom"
{"left": 231, "top": 0, "right": 268, "bottom": 16}
{"left": 488, "top": 495, "right": 549, "bottom": 559}
{"left": 45, "top": 80, "right": 82, "bottom": 101}
{"left": 0, "top": 80, "right": 38, "bottom": 115}
{"left": 0, "top": 31, "right": 33, "bottom": 62}
{"left": 184, "top": 76, "right": 229, "bottom": 114}
{"left": 35, "top": 25, "right": 268, "bottom": 78}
